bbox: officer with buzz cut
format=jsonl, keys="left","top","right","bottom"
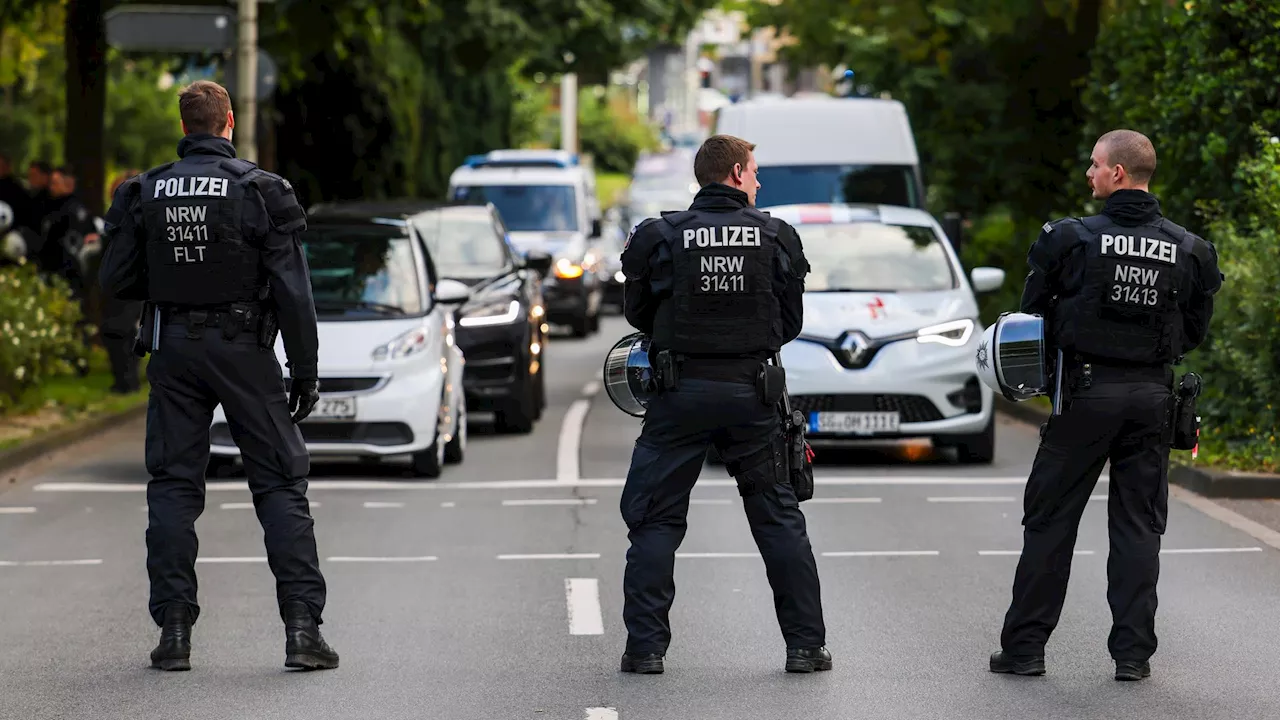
{"left": 990, "top": 129, "right": 1222, "bottom": 682}
{"left": 99, "top": 79, "right": 338, "bottom": 672}
{"left": 617, "top": 133, "right": 830, "bottom": 675}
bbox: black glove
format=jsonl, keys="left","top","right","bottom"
{"left": 289, "top": 377, "right": 320, "bottom": 423}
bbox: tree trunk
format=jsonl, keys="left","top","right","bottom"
{"left": 64, "top": 0, "right": 107, "bottom": 216}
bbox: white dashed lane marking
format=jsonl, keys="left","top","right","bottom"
{"left": 503, "top": 498, "right": 597, "bottom": 506}
{"left": 0, "top": 559, "right": 102, "bottom": 566}
{"left": 565, "top": 578, "right": 604, "bottom": 635}
{"left": 363, "top": 501, "right": 404, "bottom": 509}
{"left": 0, "top": 507, "right": 37, "bottom": 514}
{"left": 498, "top": 553, "right": 600, "bottom": 560}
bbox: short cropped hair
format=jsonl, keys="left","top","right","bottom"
{"left": 694, "top": 134, "right": 757, "bottom": 187}
{"left": 178, "top": 80, "right": 233, "bottom": 135}
{"left": 1098, "top": 129, "right": 1157, "bottom": 184}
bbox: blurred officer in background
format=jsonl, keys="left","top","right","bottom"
{"left": 991, "top": 129, "right": 1222, "bottom": 682}
{"left": 617, "top": 134, "right": 829, "bottom": 675}
{"left": 99, "top": 80, "right": 337, "bottom": 672}
{"left": 100, "top": 170, "right": 145, "bottom": 393}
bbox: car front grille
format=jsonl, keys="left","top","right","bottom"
{"left": 790, "top": 394, "right": 944, "bottom": 423}
{"left": 283, "top": 376, "right": 384, "bottom": 393}
{"left": 211, "top": 422, "right": 413, "bottom": 447}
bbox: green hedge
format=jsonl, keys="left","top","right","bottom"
{"left": 0, "top": 262, "right": 89, "bottom": 411}
{"left": 548, "top": 88, "right": 661, "bottom": 175}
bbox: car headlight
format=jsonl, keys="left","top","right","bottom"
{"left": 554, "top": 257, "right": 584, "bottom": 279}
{"left": 916, "top": 318, "right": 974, "bottom": 347}
{"left": 373, "top": 325, "right": 432, "bottom": 360}
{"left": 458, "top": 299, "right": 521, "bottom": 328}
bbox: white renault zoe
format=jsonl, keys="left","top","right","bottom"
{"left": 208, "top": 204, "right": 470, "bottom": 478}
{"left": 767, "top": 203, "right": 1006, "bottom": 463}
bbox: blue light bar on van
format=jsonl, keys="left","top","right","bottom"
{"left": 463, "top": 150, "right": 579, "bottom": 168}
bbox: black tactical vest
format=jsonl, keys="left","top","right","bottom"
{"left": 1063, "top": 214, "right": 1194, "bottom": 364}
{"left": 138, "top": 157, "right": 265, "bottom": 307}
{"left": 652, "top": 206, "right": 781, "bottom": 355}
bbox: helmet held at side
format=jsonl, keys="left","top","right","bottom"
{"left": 603, "top": 332, "right": 656, "bottom": 417}
{"left": 976, "top": 312, "right": 1048, "bottom": 402}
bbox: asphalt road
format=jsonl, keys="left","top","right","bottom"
{"left": 2, "top": 313, "right": 1278, "bottom": 720}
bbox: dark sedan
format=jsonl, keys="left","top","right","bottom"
{"left": 412, "top": 204, "right": 552, "bottom": 434}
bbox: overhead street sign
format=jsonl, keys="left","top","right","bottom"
{"left": 105, "top": 5, "right": 236, "bottom": 53}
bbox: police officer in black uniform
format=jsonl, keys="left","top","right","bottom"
{"left": 990, "top": 129, "right": 1222, "bottom": 681}
{"left": 618, "top": 134, "right": 829, "bottom": 675}
{"left": 99, "top": 80, "right": 338, "bottom": 672}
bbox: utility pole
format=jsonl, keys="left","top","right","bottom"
{"left": 560, "top": 52, "right": 577, "bottom": 155}
{"left": 236, "top": 0, "right": 258, "bottom": 162}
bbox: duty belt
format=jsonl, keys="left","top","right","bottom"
{"left": 1070, "top": 359, "right": 1173, "bottom": 388}
{"left": 166, "top": 306, "right": 263, "bottom": 340}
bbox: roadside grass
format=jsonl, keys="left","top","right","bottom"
{"left": 596, "top": 172, "right": 630, "bottom": 210}
{"left": 0, "top": 346, "right": 148, "bottom": 452}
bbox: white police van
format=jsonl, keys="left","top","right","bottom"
{"left": 447, "top": 150, "right": 606, "bottom": 337}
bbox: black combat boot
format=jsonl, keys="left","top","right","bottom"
{"left": 150, "top": 604, "right": 193, "bottom": 671}
{"left": 989, "top": 650, "right": 1046, "bottom": 676}
{"left": 282, "top": 600, "right": 339, "bottom": 670}
{"left": 1115, "top": 659, "right": 1151, "bottom": 681}
{"left": 785, "top": 646, "right": 833, "bottom": 673}
{"left": 620, "top": 652, "right": 664, "bottom": 674}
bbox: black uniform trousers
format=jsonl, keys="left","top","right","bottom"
{"left": 1001, "top": 366, "right": 1173, "bottom": 662}
{"left": 621, "top": 376, "right": 826, "bottom": 655}
{"left": 143, "top": 320, "right": 326, "bottom": 627}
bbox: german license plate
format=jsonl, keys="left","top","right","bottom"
{"left": 308, "top": 396, "right": 356, "bottom": 421}
{"left": 809, "top": 411, "right": 900, "bottom": 435}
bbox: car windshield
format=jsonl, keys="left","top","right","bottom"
{"left": 302, "top": 229, "right": 424, "bottom": 318}
{"left": 756, "top": 165, "right": 918, "bottom": 208}
{"left": 798, "top": 222, "right": 956, "bottom": 292}
{"left": 416, "top": 213, "right": 512, "bottom": 280}
{"left": 450, "top": 184, "right": 579, "bottom": 233}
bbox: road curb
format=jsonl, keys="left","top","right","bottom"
{"left": 0, "top": 402, "right": 147, "bottom": 479}
{"left": 995, "top": 397, "right": 1280, "bottom": 498}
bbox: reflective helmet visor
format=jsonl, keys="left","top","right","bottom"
{"left": 603, "top": 333, "right": 654, "bottom": 417}
{"left": 995, "top": 313, "right": 1047, "bottom": 400}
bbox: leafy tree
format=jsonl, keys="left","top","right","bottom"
{"left": 743, "top": 0, "right": 1104, "bottom": 237}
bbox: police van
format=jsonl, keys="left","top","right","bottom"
{"left": 447, "top": 150, "right": 606, "bottom": 337}
{"left": 710, "top": 96, "right": 925, "bottom": 210}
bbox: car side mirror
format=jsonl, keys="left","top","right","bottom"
{"left": 524, "top": 250, "right": 554, "bottom": 276}
{"left": 970, "top": 267, "right": 1005, "bottom": 294}
{"left": 434, "top": 278, "right": 471, "bottom": 305}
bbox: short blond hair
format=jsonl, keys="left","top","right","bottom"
{"left": 1098, "top": 129, "right": 1157, "bottom": 183}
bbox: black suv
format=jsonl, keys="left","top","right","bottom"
{"left": 411, "top": 203, "right": 553, "bottom": 433}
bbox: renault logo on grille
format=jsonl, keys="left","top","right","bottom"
{"left": 838, "top": 331, "right": 872, "bottom": 367}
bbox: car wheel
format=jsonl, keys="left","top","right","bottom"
{"left": 411, "top": 435, "right": 445, "bottom": 478}
{"left": 206, "top": 455, "right": 237, "bottom": 479}
{"left": 445, "top": 393, "right": 466, "bottom": 464}
{"left": 954, "top": 413, "right": 996, "bottom": 464}
{"left": 588, "top": 307, "right": 600, "bottom": 333}
{"left": 570, "top": 312, "right": 590, "bottom": 338}
{"left": 533, "top": 358, "right": 547, "bottom": 416}
{"left": 495, "top": 375, "right": 536, "bottom": 434}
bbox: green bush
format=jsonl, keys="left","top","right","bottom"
{"left": 550, "top": 87, "right": 660, "bottom": 175}
{"left": 1181, "top": 130, "right": 1280, "bottom": 471}
{"left": 0, "top": 261, "right": 88, "bottom": 411}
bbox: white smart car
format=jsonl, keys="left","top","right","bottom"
{"left": 208, "top": 202, "right": 470, "bottom": 478}
{"left": 767, "top": 203, "right": 1006, "bottom": 463}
